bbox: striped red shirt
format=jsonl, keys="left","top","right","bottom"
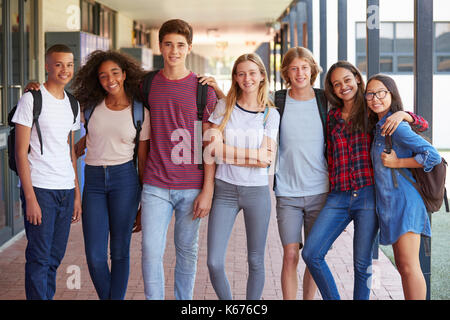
{"left": 142, "top": 71, "right": 217, "bottom": 189}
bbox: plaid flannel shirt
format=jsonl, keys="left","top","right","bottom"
{"left": 326, "top": 109, "right": 428, "bottom": 192}
{"left": 406, "top": 111, "right": 428, "bottom": 131}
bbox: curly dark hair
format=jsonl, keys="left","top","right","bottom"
{"left": 71, "top": 50, "right": 146, "bottom": 110}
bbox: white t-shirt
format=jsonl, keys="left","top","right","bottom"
{"left": 12, "top": 85, "right": 81, "bottom": 189}
{"left": 208, "top": 98, "right": 280, "bottom": 186}
{"left": 83, "top": 99, "right": 151, "bottom": 166}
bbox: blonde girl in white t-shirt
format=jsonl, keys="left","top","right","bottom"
{"left": 205, "top": 53, "right": 280, "bottom": 300}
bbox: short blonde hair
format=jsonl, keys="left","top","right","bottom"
{"left": 281, "top": 46, "right": 322, "bottom": 87}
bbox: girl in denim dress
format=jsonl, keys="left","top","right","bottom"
{"left": 366, "top": 74, "right": 441, "bottom": 300}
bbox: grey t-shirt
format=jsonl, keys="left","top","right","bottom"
{"left": 208, "top": 98, "right": 280, "bottom": 186}
{"left": 274, "top": 90, "right": 329, "bottom": 197}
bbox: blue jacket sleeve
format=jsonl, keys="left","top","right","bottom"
{"left": 391, "top": 122, "right": 441, "bottom": 172}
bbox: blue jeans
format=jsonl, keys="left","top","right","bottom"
{"left": 301, "top": 185, "right": 379, "bottom": 300}
{"left": 82, "top": 161, "right": 140, "bottom": 300}
{"left": 207, "top": 179, "right": 271, "bottom": 300}
{"left": 141, "top": 184, "right": 201, "bottom": 300}
{"left": 21, "top": 187, "right": 74, "bottom": 300}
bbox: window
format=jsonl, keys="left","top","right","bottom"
{"left": 81, "top": 0, "right": 96, "bottom": 34}
{"left": 435, "top": 23, "right": 450, "bottom": 73}
{"left": 356, "top": 21, "right": 450, "bottom": 74}
{"left": 133, "top": 22, "right": 151, "bottom": 48}
{"left": 355, "top": 22, "right": 413, "bottom": 74}
{"left": 99, "top": 5, "right": 115, "bottom": 48}
{"left": 81, "top": 0, "right": 116, "bottom": 48}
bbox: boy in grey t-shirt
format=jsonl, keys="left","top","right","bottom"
{"left": 274, "top": 47, "right": 328, "bottom": 300}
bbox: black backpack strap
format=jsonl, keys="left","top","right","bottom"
{"left": 197, "top": 82, "right": 208, "bottom": 120}
{"left": 196, "top": 81, "right": 209, "bottom": 170}
{"left": 444, "top": 187, "right": 449, "bottom": 212}
{"left": 132, "top": 99, "right": 144, "bottom": 167}
{"left": 273, "top": 89, "right": 287, "bottom": 191}
{"left": 313, "top": 88, "right": 328, "bottom": 137}
{"left": 83, "top": 102, "right": 97, "bottom": 135}
{"left": 142, "top": 70, "right": 160, "bottom": 110}
{"left": 65, "top": 91, "right": 79, "bottom": 159}
{"left": 314, "top": 88, "right": 329, "bottom": 160}
{"left": 30, "top": 90, "right": 43, "bottom": 155}
{"left": 274, "top": 89, "right": 287, "bottom": 120}
{"left": 65, "top": 91, "right": 79, "bottom": 124}
{"left": 385, "top": 135, "right": 399, "bottom": 188}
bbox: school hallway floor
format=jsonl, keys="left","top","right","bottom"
{"left": 0, "top": 189, "right": 404, "bottom": 300}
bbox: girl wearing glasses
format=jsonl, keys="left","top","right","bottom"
{"left": 302, "top": 61, "right": 428, "bottom": 300}
{"left": 366, "top": 74, "right": 441, "bottom": 300}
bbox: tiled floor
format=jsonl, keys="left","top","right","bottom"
{"left": 0, "top": 191, "right": 404, "bottom": 300}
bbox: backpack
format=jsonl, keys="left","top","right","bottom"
{"left": 83, "top": 99, "right": 144, "bottom": 168}
{"left": 141, "top": 70, "right": 209, "bottom": 170}
{"left": 385, "top": 135, "right": 449, "bottom": 213}
{"left": 7, "top": 90, "right": 79, "bottom": 175}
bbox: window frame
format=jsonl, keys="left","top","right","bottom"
{"left": 355, "top": 21, "right": 450, "bottom": 75}
{"left": 434, "top": 21, "right": 450, "bottom": 74}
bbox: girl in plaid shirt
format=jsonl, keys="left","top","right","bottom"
{"left": 302, "top": 61, "right": 428, "bottom": 300}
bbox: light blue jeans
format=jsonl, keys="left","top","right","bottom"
{"left": 207, "top": 179, "right": 271, "bottom": 300}
{"left": 141, "top": 184, "right": 201, "bottom": 300}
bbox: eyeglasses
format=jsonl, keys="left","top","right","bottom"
{"left": 365, "top": 90, "right": 390, "bottom": 101}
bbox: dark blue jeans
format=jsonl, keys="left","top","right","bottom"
{"left": 302, "top": 185, "right": 379, "bottom": 300}
{"left": 82, "top": 160, "right": 140, "bottom": 300}
{"left": 21, "top": 187, "right": 74, "bottom": 300}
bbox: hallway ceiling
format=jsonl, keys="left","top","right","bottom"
{"left": 98, "top": 0, "right": 292, "bottom": 58}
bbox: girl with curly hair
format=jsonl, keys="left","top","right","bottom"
{"left": 71, "top": 50, "right": 150, "bottom": 300}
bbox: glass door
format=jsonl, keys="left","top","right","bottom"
{"left": 0, "top": 0, "right": 11, "bottom": 245}
{"left": 0, "top": 0, "right": 38, "bottom": 245}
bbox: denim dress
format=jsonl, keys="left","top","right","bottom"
{"left": 371, "top": 112, "right": 441, "bottom": 245}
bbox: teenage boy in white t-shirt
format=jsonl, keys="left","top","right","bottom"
{"left": 12, "top": 44, "right": 81, "bottom": 300}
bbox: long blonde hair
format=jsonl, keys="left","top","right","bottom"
{"left": 218, "top": 53, "right": 274, "bottom": 132}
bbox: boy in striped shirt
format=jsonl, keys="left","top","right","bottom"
{"left": 140, "top": 19, "right": 217, "bottom": 300}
